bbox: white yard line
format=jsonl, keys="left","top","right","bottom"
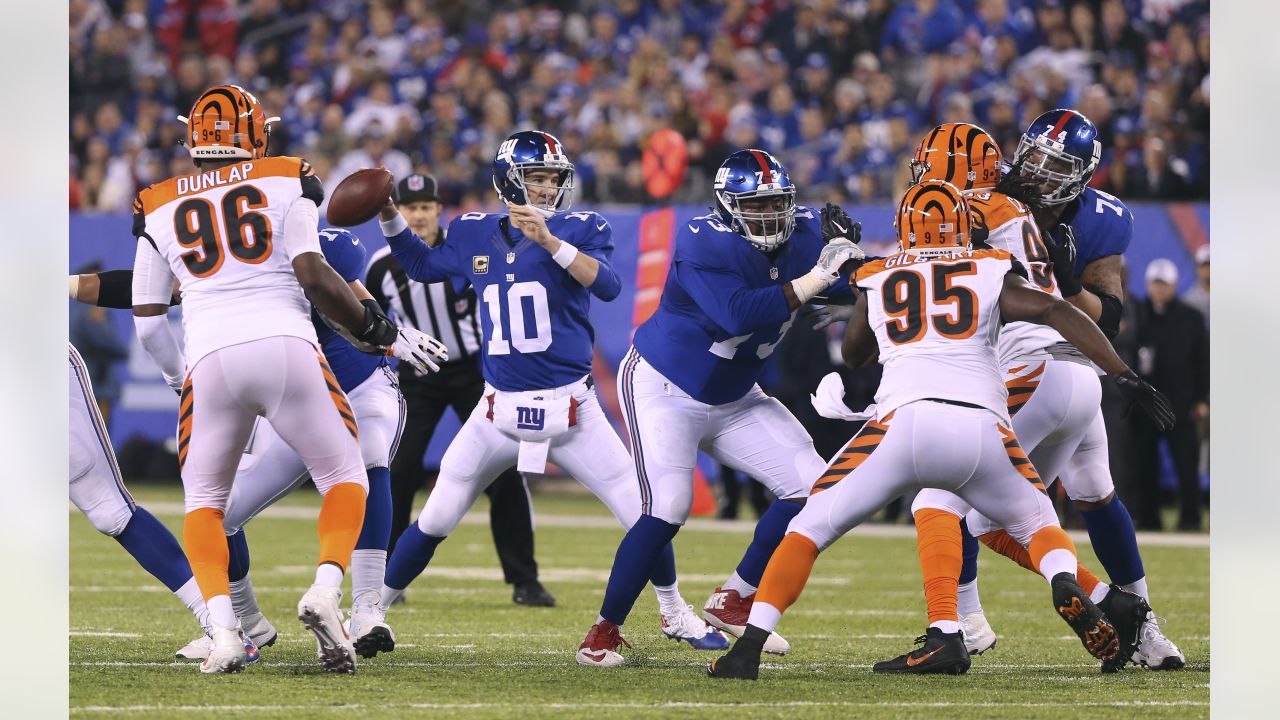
{"left": 98, "top": 502, "right": 1208, "bottom": 548}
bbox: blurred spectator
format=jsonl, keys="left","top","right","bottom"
{"left": 332, "top": 122, "right": 413, "bottom": 187}
{"left": 1130, "top": 259, "right": 1209, "bottom": 531}
{"left": 70, "top": 262, "right": 130, "bottom": 427}
{"left": 1182, "top": 244, "right": 1210, "bottom": 330}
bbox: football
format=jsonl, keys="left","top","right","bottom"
{"left": 326, "top": 167, "right": 394, "bottom": 227}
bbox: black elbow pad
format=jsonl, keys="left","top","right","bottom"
{"left": 1098, "top": 293, "right": 1123, "bottom": 339}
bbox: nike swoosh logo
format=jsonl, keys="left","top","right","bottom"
{"left": 597, "top": 222, "right": 607, "bottom": 231}
{"left": 690, "top": 226, "right": 701, "bottom": 234}
{"left": 905, "top": 646, "right": 945, "bottom": 667}
{"left": 833, "top": 221, "right": 847, "bottom": 233}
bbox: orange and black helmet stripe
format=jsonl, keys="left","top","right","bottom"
{"left": 911, "top": 123, "right": 1003, "bottom": 190}
{"left": 184, "top": 84, "right": 269, "bottom": 160}
{"left": 811, "top": 411, "right": 896, "bottom": 494}
{"left": 998, "top": 424, "right": 1045, "bottom": 491}
{"left": 1005, "top": 362, "right": 1046, "bottom": 417}
{"left": 896, "top": 180, "right": 972, "bottom": 254}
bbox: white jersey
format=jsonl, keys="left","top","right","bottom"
{"left": 965, "top": 190, "right": 1068, "bottom": 366}
{"left": 132, "top": 157, "right": 324, "bottom": 367}
{"left": 855, "top": 248, "right": 1014, "bottom": 421}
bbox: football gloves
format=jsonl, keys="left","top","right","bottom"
{"left": 814, "top": 238, "right": 865, "bottom": 282}
{"left": 389, "top": 327, "right": 449, "bottom": 374}
{"left": 1114, "top": 371, "right": 1176, "bottom": 431}
{"left": 806, "top": 303, "right": 855, "bottom": 330}
{"left": 1047, "top": 224, "right": 1083, "bottom": 298}
{"left": 820, "top": 203, "right": 860, "bottom": 245}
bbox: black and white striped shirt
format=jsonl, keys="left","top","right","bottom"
{"left": 365, "top": 226, "right": 483, "bottom": 364}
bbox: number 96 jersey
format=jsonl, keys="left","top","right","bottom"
{"left": 855, "top": 248, "right": 1014, "bottom": 421}
{"left": 132, "top": 157, "right": 325, "bottom": 367}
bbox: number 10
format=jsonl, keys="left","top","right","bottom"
{"left": 483, "top": 281, "right": 553, "bottom": 355}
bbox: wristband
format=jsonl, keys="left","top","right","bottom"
{"left": 552, "top": 241, "right": 579, "bottom": 269}
{"left": 68, "top": 275, "right": 80, "bottom": 301}
{"left": 790, "top": 270, "right": 832, "bottom": 305}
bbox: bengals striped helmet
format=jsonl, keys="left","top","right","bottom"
{"left": 895, "top": 180, "right": 972, "bottom": 256}
{"left": 177, "top": 85, "right": 278, "bottom": 161}
{"left": 909, "top": 123, "right": 1002, "bottom": 190}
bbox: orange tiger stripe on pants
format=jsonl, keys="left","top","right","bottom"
{"left": 810, "top": 411, "right": 896, "bottom": 495}
{"left": 316, "top": 352, "right": 358, "bottom": 440}
{"left": 177, "top": 376, "right": 193, "bottom": 472}
{"left": 998, "top": 424, "right": 1045, "bottom": 490}
{"left": 1005, "top": 362, "right": 1045, "bottom": 417}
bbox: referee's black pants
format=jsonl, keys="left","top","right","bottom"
{"left": 388, "top": 361, "right": 540, "bottom": 585}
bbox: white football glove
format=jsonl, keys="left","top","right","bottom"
{"left": 807, "top": 303, "right": 856, "bottom": 330}
{"left": 388, "top": 327, "right": 448, "bottom": 374}
{"left": 814, "top": 238, "right": 865, "bottom": 281}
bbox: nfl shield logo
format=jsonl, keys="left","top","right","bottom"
{"left": 506, "top": 251, "right": 516, "bottom": 264}
{"left": 770, "top": 267, "right": 779, "bottom": 280}
{"left": 408, "top": 175, "right": 425, "bottom": 191}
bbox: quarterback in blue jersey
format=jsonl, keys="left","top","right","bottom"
{"left": 957, "top": 109, "right": 1182, "bottom": 670}
{"left": 577, "top": 149, "right": 865, "bottom": 667}
{"left": 376, "top": 131, "right": 724, "bottom": 650}
{"left": 199, "top": 227, "right": 446, "bottom": 663}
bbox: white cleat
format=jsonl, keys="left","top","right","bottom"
{"left": 298, "top": 585, "right": 357, "bottom": 674}
{"left": 241, "top": 612, "right": 278, "bottom": 651}
{"left": 199, "top": 624, "right": 247, "bottom": 674}
{"left": 701, "top": 587, "right": 790, "bottom": 655}
{"left": 175, "top": 633, "right": 212, "bottom": 660}
{"left": 660, "top": 604, "right": 729, "bottom": 650}
{"left": 576, "top": 621, "right": 629, "bottom": 667}
{"left": 1133, "top": 612, "right": 1185, "bottom": 670}
{"left": 960, "top": 611, "right": 998, "bottom": 655}
{"left": 349, "top": 591, "right": 396, "bottom": 659}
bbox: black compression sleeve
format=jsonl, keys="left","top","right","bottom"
{"left": 95, "top": 270, "right": 136, "bottom": 309}
{"left": 1098, "top": 293, "right": 1123, "bottom": 339}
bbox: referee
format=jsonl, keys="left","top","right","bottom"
{"left": 366, "top": 173, "right": 555, "bottom": 607}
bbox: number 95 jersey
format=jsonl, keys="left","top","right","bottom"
{"left": 132, "top": 157, "right": 324, "bottom": 367}
{"left": 855, "top": 248, "right": 1014, "bottom": 421}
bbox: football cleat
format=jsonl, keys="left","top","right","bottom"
{"left": 512, "top": 580, "right": 557, "bottom": 607}
{"left": 298, "top": 584, "right": 357, "bottom": 674}
{"left": 576, "top": 621, "right": 630, "bottom": 668}
{"left": 198, "top": 624, "right": 247, "bottom": 674}
{"left": 1133, "top": 611, "right": 1185, "bottom": 670}
{"left": 349, "top": 591, "right": 396, "bottom": 659}
{"left": 702, "top": 588, "right": 790, "bottom": 655}
{"left": 960, "top": 611, "right": 998, "bottom": 655}
{"left": 1051, "top": 572, "right": 1122, "bottom": 672}
{"left": 178, "top": 631, "right": 260, "bottom": 663}
{"left": 241, "top": 612, "right": 278, "bottom": 651}
{"left": 707, "top": 636, "right": 765, "bottom": 680}
{"left": 873, "top": 627, "right": 971, "bottom": 675}
{"left": 1096, "top": 584, "right": 1154, "bottom": 672}
{"left": 661, "top": 604, "right": 729, "bottom": 650}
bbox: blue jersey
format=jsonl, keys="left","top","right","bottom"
{"left": 312, "top": 229, "right": 389, "bottom": 393}
{"left": 1056, "top": 187, "right": 1134, "bottom": 275}
{"left": 633, "top": 208, "right": 852, "bottom": 405}
{"left": 384, "top": 210, "right": 621, "bottom": 392}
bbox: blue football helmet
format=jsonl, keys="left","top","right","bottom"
{"left": 491, "top": 130, "right": 575, "bottom": 215}
{"left": 1011, "top": 109, "right": 1102, "bottom": 206}
{"left": 713, "top": 149, "right": 797, "bottom": 251}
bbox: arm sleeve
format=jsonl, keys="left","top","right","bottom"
{"left": 283, "top": 197, "right": 322, "bottom": 260}
{"left": 131, "top": 239, "right": 177, "bottom": 306}
{"left": 94, "top": 269, "right": 137, "bottom": 309}
{"left": 575, "top": 218, "right": 621, "bottom": 301}
{"left": 134, "top": 315, "right": 186, "bottom": 391}
{"left": 379, "top": 212, "right": 456, "bottom": 283}
{"left": 674, "top": 259, "right": 790, "bottom": 336}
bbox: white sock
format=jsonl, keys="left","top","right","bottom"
{"left": 174, "top": 578, "right": 211, "bottom": 632}
{"left": 1120, "top": 577, "right": 1149, "bottom": 602}
{"left": 230, "top": 576, "right": 263, "bottom": 620}
{"left": 379, "top": 585, "right": 404, "bottom": 610}
{"left": 351, "top": 549, "right": 387, "bottom": 601}
{"left": 1037, "top": 548, "right": 1077, "bottom": 582}
{"left": 929, "top": 620, "right": 961, "bottom": 634}
{"left": 721, "top": 571, "right": 757, "bottom": 597}
{"left": 746, "top": 601, "right": 781, "bottom": 633}
{"left": 957, "top": 580, "right": 983, "bottom": 616}
{"left": 596, "top": 614, "right": 619, "bottom": 628}
{"left": 206, "top": 594, "right": 238, "bottom": 629}
{"left": 1090, "top": 583, "right": 1111, "bottom": 604}
{"left": 653, "top": 582, "right": 683, "bottom": 611}
{"left": 314, "top": 562, "right": 344, "bottom": 588}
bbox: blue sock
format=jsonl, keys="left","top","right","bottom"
{"left": 649, "top": 541, "right": 677, "bottom": 587}
{"left": 958, "top": 519, "right": 979, "bottom": 585}
{"left": 599, "top": 515, "right": 680, "bottom": 625}
{"left": 384, "top": 523, "right": 445, "bottom": 590}
{"left": 357, "top": 466, "right": 392, "bottom": 551}
{"left": 1080, "top": 496, "right": 1145, "bottom": 586}
{"left": 114, "top": 507, "right": 193, "bottom": 593}
{"left": 734, "top": 500, "right": 803, "bottom": 586}
{"left": 227, "top": 529, "right": 251, "bottom": 583}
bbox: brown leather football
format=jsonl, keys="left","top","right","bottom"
{"left": 326, "top": 168, "right": 394, "bottom": 227}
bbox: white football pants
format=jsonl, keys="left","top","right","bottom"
{"left": 68, "top": 344, "right": 136, "bottom": 536}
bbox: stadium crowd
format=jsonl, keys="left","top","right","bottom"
{"left": 69, "top": 0, "right": 1209, "bottom": 212}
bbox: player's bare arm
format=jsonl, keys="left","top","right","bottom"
{"left": 840, "top": 293, "right": 878, "bottom": 368}
{"left": 1058, "top": 253, "right": 1123, "bottom": 324}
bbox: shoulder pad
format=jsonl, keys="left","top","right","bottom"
{"left": 966, "top": 190, "right": 1030, "bottom": 232}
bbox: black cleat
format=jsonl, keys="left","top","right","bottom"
{"left": 1051, "top": 572, "right": 1121, "bottom": 671}
{"left": 1097, "top": 584, "right": 1152, "bottom": 672}
{"left": 707, "top": 637, "right": 764, "bottom": 680}
{"left": 873, "top": 627, "right": 971, "bottom": 675}
{"left": 353, "top": 625, "right": 396, "bottom": 659}
{"left": 513, "top": 580, "right": 556, "bottom": 607}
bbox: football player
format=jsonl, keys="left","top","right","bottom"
{"left": 958, "top": 110, "right": 1185, "bottom": 669}
{"left": 576, "top": 149, "right": 865, "bottom": 667}
{"left": 130, "top": 85, "right": 441, "bottom": 673}
{"left": 708, "top": 181, "right": 1175, "bottom": 680}
{"left": 375, "top": 131, "right": 723, "bottom": 650}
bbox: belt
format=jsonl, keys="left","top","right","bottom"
{"left": 922, "top": 397, "right": 985, "bottom": 410}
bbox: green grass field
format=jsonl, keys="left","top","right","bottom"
{"left": 70, "top": 486, "right": 1208, "bottom": 719}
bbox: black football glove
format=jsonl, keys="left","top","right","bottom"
{"left": 971, "top": 223, "right": 992, "bottom": 250}
{"left": 820, "top": 203, "right": 859, "bottom": 245}
{"left": 1047, "top": 223, "right": 1083, "bottom": 297}
{"left": 353, "top": 298, "right": 399, "bottom": 347}
{"left": 1114, "top": 370, "right": 1176, "bottom": 431}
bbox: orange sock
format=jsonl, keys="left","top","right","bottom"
{"left": 317, "top": 482, "right": 367, "bottom": 571}
{"left": 980, "top": 529, "right": 1104, "bottom": 593}
{"left": 914, "top": 509, "right": 963, "bottom": 625}
{"left": 754, "top": 533, "right": 820, "bottom": 616}
{"left": 1027, "top": 526, "right": 1078, "bottom": 577}
{"left": 184, "top": 507, "right": 230, "bottom": 601}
